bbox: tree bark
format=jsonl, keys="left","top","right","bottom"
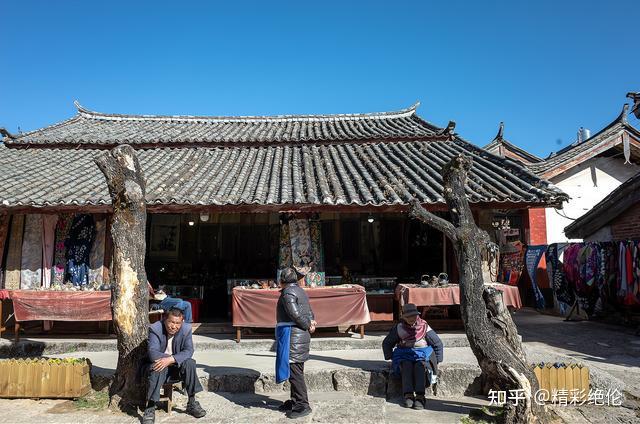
{"left": 95, "top": 145, "right": 149, "bottom": 411}
{"left": 409, "top": 154, "right": 544, "bottom": 424}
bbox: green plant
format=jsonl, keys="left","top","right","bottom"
{"left": 74, "top": 390, "right": 109, "bottom": 410}
{"left": 461, "top": 406, "right": 506, "bottom": 424}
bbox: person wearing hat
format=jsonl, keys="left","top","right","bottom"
{"left": 382, "top": 303, "right": 444, "bottom": 409}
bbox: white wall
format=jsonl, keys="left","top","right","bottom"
{"left": 545, "top": 156, "right": 640, "bottom": 244}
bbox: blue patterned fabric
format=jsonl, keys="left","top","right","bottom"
{"left": 391, "top": 346, "right": 434, "bottom": 376}
{"left": 525, "top": 244, "right": 547, "bottom": 309}
{"left": 65, "top": 214, "right": 96, "bottom": 286}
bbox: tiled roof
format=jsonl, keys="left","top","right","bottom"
{"left": 483, "top": 123, "right": 543, "bottom": 165}
{"left": 0, "top": 140, "right": 567, "bottom": 209}
{"left": 4, "top": 102, "right": 443, "bottom": 147}
{"left": 528, "top": 105, "right": 640, "bottom": 177}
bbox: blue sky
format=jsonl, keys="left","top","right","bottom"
{"left": 1, "top": 1, "right": 638, "bottom": 157}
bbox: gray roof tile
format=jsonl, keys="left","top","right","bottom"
{"left": 0, "top": 141, "right": 566, "bottom": 209}
{"left": 0, "top": 103, "right": 568, "bottom": 209}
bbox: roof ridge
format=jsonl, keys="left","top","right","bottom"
{"left": 73, "top": 100, "right": 421, "bottom": 123}
{"left": 543, "top": 103, "right": 635, "bottom": 158}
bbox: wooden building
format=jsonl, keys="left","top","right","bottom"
{"left": 0, "top": 102, "right": 566, "bottom": 321}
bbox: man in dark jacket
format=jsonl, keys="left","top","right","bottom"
{"left": 142, "top": 307, "right": 206, "bottom": 424}
{"left": 276, "top": 267, "right": 316, "bottom": 419}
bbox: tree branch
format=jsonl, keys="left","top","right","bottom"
{"left": 409, "top": 199, "right": 458, "bottom": 243}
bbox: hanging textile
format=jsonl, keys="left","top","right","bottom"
{"left": 4, "top": 215, "right": 24, "bottom": 289}
{"left": 309, "top": 220, "right": 324, "bottom": 272}
{"left": 624, "top": 241, "right": 640, "bottom": 305}
{"left": 21, "top": 214, "right": 43, "bottom": 289}
{"left": 41, "top": 214, "right": 58, "bottom": 288}
{"left": 618, "top": 241, "right": 630, "bottom": 303}
{"left": 89, "top": 215, "right": 107, "bottom": 285}
{"left": 65, "top": 214, "right": 96, "bottom": 286}
{"left": 52, "top": 213, "right": 74, "bottom": 285}
{"left": 278, "top": 221, "right": 293, "bottom": 269}
{"left": 556, "top": 240, "right": 640, "bottom": 317}
{"left": 278, "top": 218, "right": 324, "bottom": 278}
{"left": 634, "top": 242, "right": 640, "bottom": 302}
{"left": 546, "top": 243, "right": 573, "bottom": 304}
{"left": 563, "top": 244, "right": 581, "bottom": 289}
{"left": 289, "top": 218, "right": 313, "bottom": 275}
{"left": 0, "top": 213, "right": 9, "bottom": 288}
{"left": 524, "top": 245, "right": 546, "bottom": 309}
{"left": 499, "top": 241, "right": 524, "bottom": 285}
{"left": 601, "top": 242, "right": 618, "bottom": 306}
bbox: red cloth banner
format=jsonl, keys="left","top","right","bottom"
{"left": 395, "top": 283, "right": 522, "bottom": 309}
{"left": 232, "top": 285, "right": 371, "bottom": 327}
{"left": 10, "top": 290, "right": 112, "bottom": 322}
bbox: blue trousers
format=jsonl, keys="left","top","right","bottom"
{"left": 159, "top": 297, "right": 193, "bottom": 323}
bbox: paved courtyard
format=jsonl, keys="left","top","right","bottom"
{"left": 1, "top": 309, "right": 639, "bottom": 423}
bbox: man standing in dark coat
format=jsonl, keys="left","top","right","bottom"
{"left": 276, "top": 267, "right": 316, "bottom": 419}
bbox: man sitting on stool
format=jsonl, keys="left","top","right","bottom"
{"left": 143, "top": 307, "right": 206, "bottom": 424}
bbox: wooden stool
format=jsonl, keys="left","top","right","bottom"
{"left": 149, "top": 309, "right": 164, "bottom": 324}
{"left": 159, "top": 381, "right": 181, "bottom": 413}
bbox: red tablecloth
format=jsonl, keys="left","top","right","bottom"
{"left": 185, "top": 298, "right": 203, "bottom": 323}
{"left": 0, "top": 290, "right": 10, "bottom": 300}
{"left": 395, "top": 283, "right": 522, "bottom": 309}
{"left": 232, "top": 285, "right": 371, "bottom": 327}
{"left": 9, "top": 290, "right": 112, "bottom": 322}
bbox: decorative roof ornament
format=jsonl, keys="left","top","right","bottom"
{"left": 73, "top": 100, "right": 93, "bottom": 115}
{"left": 438, "top": 120, "right": 456, "bottom": 140}
{"left": 494, "top": 122, "right": 505, "bottom": 141}
{"left": 0, "top": 128, "right": 16, "bottom": 139}
{"left": 627, "top": 92, "right": 640, "bottom": 119}
{"left": 616, "top": 103, "right": 629, "bottom": 125}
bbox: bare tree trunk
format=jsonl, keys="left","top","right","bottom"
{"left": 95, "top": 145, "right": 149, "bottom": 411}
{"left": 409, "top": 154, "right": 545, "bottom": 424}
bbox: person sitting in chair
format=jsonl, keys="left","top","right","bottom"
{"left": 148, "top": 282, "right": 193, "bottom": 323}
{"left": 142, "top": 307, "right": 206, "bottom": 424}
{"left": 382, "top": 303, "right": 443, "bottom": 410}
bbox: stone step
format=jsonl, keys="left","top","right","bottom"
{"left": 203, "top": 363, "right": 483, "bottom": 399}
{"left": 1, "top": 332, "right": 472, "bottom": 356}
{"left": 88, "top": 361, "right": 483, "bottom": 399}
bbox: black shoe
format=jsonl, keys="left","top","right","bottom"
{"left": 278, "top": 399, "right": 294, "bottom": 412}
{"left": 403, "top": 396, "right": 414, "bottom": 408}
{"left": 286, "top": 407, "right": 312, "bottom": 419}
{"left": 141, "top": 406, "right": 155, "bottom": 424}
{"left": 413, "top": 397, "right": 425, "bottom": 410}
{"left": 186, "top": 400, "right": 207, "bottom": 418}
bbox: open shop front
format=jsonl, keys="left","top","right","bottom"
{"left": 143, "top": 211, "right": 454, "bottom": 332}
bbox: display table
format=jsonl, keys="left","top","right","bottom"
{"left": 231, "top": 284, "right": 371, "bottom": 342}
{"left": 7, "top": 290, "right": 112, "bottom": 342}
{"left": 395, "top": 283, "right": 522, "bottom": 309}
{"left": 365, "top": 293, "right": 395, "bottom": 321}
{"left": 0, "top": 290, "right": 9, "bottom": 338}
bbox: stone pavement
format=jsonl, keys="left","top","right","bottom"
{"left": 1, "top": 308, "right": 639, "bottom": 423}
{"left": 513, "top": 308, "right": 640, "bottom": 399}
{"left": 0, "top": 391, "right": 490, "bottom": 423}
